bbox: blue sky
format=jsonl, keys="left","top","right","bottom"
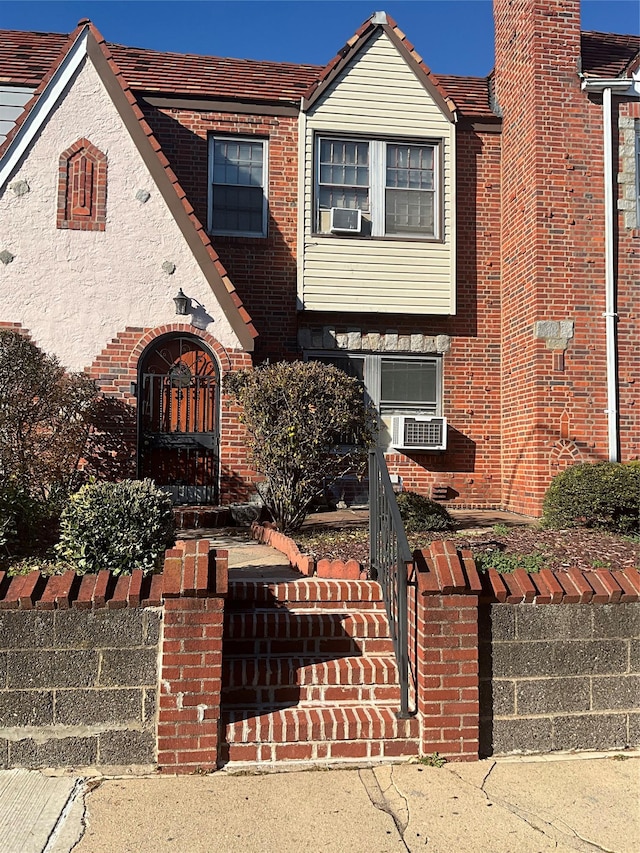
{"left": 2, "top": 1, "right": 638, "bottom": 76}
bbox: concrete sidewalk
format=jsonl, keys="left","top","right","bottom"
{"left": 5, "top": 752, "right": 635, "bottom": 853}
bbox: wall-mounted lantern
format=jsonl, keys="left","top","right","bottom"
{"left": 173, "top": 288, "right": 190, "bottom": 315}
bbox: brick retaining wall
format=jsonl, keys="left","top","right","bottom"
{"left": 0, "top": 539, "right": 637, "bottom": 771}
{"left": 0, "top": 541, "right": 228, "bottom": 772}
{"left": 415, "top": 541, "right": 640, "bottom": 758}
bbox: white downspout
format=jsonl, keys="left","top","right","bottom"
{"left": 602, "top": 86, "right": 619, "bottom": 462}
{"left": 581, "top": 76, "right": 637, "bottom": 462}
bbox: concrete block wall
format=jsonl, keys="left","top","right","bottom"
{"left": 415, "top": 542, "right": 640, "bottom": 760}
{"left": 0, "top": 606, "right": 161, "bottom": 770}
{"left": 479, "top": 602, "right": 640, "bottom": 756}
{"left": 0, "top": 540, "right": 228, "bottom": 773}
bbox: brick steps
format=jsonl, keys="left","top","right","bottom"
{"left": 225, "top": 610, "right": 391, "bottom": 640}
{"left": 222, "top": 707, "right": 419, "bottom": 765}
{"left": 220, "top": 578, "right": 418, "bottom": 767}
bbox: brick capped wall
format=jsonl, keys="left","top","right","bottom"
{"left": 0, "top": 540, "right": 228, "bottom": 774}
{"left": 0, "top": 582, "right": 161, "bottom": 770}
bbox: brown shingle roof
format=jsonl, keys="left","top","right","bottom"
{"left": 581, "top": 31, "right": 640, "bottom": 78}
{"left": 433, "top": 75, "right": 494, "bottom": 118}
{"left": 0, "top": 28, "right": 320, "bottom": 102}
{"left": 0, "top": 25, "right": 636, "bottom": 116}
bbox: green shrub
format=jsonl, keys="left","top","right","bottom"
{"left": 225, "top": 361, "right": 376, "bottom": 532}
{"left": 57, "top": 479, "right": 175, "bottom": 575}
{"left": 396, "top": 491, "right": 454, "bottom": 532}
{"left": 0, "top": 480, "right": 61, "bottom": 560}
{"left": 542, "top": 461, "right": 640, "bottom": 534}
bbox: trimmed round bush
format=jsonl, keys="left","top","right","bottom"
{"left": 542, "top": 461, "right": 640, "bottom": 534}
{"left": 396, "top": 490, "right": 454, "bottom": 532}
{"left": 57, "top": 479, "right": 175, "bottom": 574}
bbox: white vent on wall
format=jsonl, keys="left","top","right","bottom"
{"left": 330, "top": 207, "right": 362, "bottom": 233}
{"left": 391, "top": 416, "right": 447, "bottom": 451}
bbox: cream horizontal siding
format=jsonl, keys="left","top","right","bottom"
{"left": 301, "top": 29, "right": 456, "bottom": 316}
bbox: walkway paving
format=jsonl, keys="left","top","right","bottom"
{"left": 4, "top": 752, "right": 637, "bottom": 852}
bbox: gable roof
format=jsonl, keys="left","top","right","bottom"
{"left": 302, "top": 12, "right": 457, "bottom": 120}
{"left": 0, "top": 21, "right": 257, "bottom": 351}
{"left": 581, "top": 31, "right": 640, "bottom": 78}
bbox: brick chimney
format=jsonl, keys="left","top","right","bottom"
{"left": 493, "top": 0, "right": 608, "bottom": 514}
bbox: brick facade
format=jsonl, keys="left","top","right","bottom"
{"left": 0, "top": 3, "right": 638, "bottom": 512}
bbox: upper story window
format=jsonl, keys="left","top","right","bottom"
{"left": 315, "top": 136, "right": 439, "bottom": 239}
{"left": 208, "top": 137, "right": 267, "bottom": 237}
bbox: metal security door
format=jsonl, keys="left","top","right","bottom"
{"left": 139, "top": 335, "right": 219, "bottom": 504}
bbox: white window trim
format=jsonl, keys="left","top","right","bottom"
{"left": 208, "top": 135, "right": 268, "bottom": 238}
{"left": 305, "top": 351, "right": 443, "bottom": 416}
{"left": 314, "top": 135, "right": 441, "bottom": 240}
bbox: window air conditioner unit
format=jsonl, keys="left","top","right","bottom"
{"left": 330, "top": 207, "right": 362, "bottom": 234}
{"left": 391, "top": 416, "right": 447, "bottom": 451}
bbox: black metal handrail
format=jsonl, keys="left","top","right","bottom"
{"left": 368, "top": 448, "right": 413, "bottom": 718}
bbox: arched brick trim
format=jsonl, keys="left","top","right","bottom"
{"left": 86, "top": 326, "right": 255, "bottom": 500}
{"left": 57, "top": 138, "right": 107, "bottom": 231}
{"left": 549, "top": 439, "right": 583, "bottom": 473}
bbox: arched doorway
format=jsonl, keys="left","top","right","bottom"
{"left": 138, "top": 334, "right": 219, "bottom": 504}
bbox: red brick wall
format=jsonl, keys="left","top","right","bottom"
{"left": 617, "top": 100, "right": 640, "bottom": 462}
{"left": 142, "top": 105, "right": 300, "bottom": 364}
{"left": 493, "top": 0, "right": 638, "bottom": 515}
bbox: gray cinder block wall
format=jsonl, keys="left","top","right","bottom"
{"left": 479, "top": 603, "right": 640, "bottom": 756}
{"left": 0, "top": 608, "right": 161, "bottom": 770}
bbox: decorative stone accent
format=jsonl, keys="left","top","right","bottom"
{"left": 161, "top": 261, "right": 176, "bottom": 275}
{"left": 0, "top": 250, "right": 15, "bottom": 265}
{"left": 298, "top": 327, "right": 452, "bottom": 354}
{"left": 618, "top": 116, "right": 639, "bottom": 230}
{"left": 135, "top": 189, "right": 151, "bottom": 203}
{"left": 533, "top": 319, "right": 575, "bottom": 350}
{"left": 10, "top": 180, "right": 29, "bottom": 196}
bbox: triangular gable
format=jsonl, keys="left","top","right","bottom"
{"left": 0, "top": 20, "right": 257, "bottom": 351}
{"left": 303, "top": 11, "right": 456, "bottom": 121}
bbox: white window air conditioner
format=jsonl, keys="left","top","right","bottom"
{"left": 330, "top": 207, "right": 362, "bottom": 234}
{"left": 391, "top": 416, "right": 447, "bottom": 451}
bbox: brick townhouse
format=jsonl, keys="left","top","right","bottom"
{"left": 0, "top": 0, "right": 638, "bottom": 515}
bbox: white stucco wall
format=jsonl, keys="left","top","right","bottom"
{"left": 0, "top": 56, "right": 241, "bottom": 372}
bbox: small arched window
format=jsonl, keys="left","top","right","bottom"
{"left": 57, "top": 138, "right": 107, "bottom": 231}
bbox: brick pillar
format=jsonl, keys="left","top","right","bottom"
{"left": 157, "top": 540, "right": 228, "bottom": 774}
{"left": 414, "top": 541, "right": 481, "bottom": 761}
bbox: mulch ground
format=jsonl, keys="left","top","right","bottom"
{"left": 294, "top": 523, "right": 640, "bottom": 573}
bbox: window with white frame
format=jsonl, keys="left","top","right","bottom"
{"left": 309, "top": 352, "right": 441, "bottom": 416}
{"left": 315, "top": 136, "right": 439, "bottom": 238}
{"left": 208, "top": 137, "right": 267, "bottom": 236}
